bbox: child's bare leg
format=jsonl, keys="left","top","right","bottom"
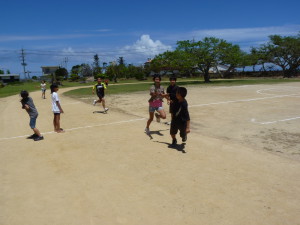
{"left": 102, "top": 98, "right": 106, "bottom": 109}
{"left": 157, "top": 109, "right": 166, "bottom": 120}
{"left": 146, "top": 112, "right": 154, "bottom": 128}
{"left": 32, "top": 128, "right": 41, "bottom": 137}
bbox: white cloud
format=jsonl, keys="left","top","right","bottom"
{"left": 190, "top": 25, "right": 300, "bottom": 42}
{"left": 123, "top": 34, "right": 172, "bottom": 57}
{"left": 0, "top": 34, "right": 94, "bottom": 42}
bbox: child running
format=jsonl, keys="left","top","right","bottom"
{"left": 50, "top": 84, "right": 64, "bottom": 133}
{"left": 20, "top": 90, "right": 44, "bottom": 141}
{"left": 92, "top": 77, "right": 109, "bottom": 112}
{"left": 170, "top": 87, "right": 190, "bottom": 146}
{"left": 145, "top": 74, "right": 168, "bottom": 134}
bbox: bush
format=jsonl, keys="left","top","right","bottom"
{"left": 69, "top": 74, "right": 80, "bottom": 81}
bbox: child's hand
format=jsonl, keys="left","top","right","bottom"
{"left": 60, "top": 109, "right": 64, "bottom": 113}
{"left": 186, "top": 127, "right": 190, "bottom": 133}
{"left": 24, "top": 104, "right": 29, "bottom": 110}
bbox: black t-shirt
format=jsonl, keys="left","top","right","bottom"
{"left": 94, "top": 82, "right": 106, "bottom": 96}
{"left": 167, "top": 84, "right": 178, "bottom": 102}
{"left": 172, "top": 99, "right": 190, "bottom": 123}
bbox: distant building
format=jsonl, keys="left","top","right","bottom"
{"left": 41, "top": 66, "right": 60, "bottom": 76}
{"left": 0, "top": 74, "right": 20, "bottom": 83}
{"left": 209, "top": 65, "right": 229, "bottom": 73}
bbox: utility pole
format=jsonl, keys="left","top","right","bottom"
{"left": 63, "top": 57, "right": 68, "bottom": 70}
{"left": 20, "top": 48, "right": 27, "bottom": 79}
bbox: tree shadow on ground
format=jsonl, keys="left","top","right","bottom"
{"left": 154, "top": 140, "right": 186, "bottom": 154}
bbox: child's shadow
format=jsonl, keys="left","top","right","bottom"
{"left": 146, "top": 129, "right": 169, "bottom": 140}
{"left": 154, "top": 141, "right": 186, "bottom": 153}
{"left": 93, "top": 111, "right": 107, "bottom": 114}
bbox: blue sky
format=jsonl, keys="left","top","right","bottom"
{"left": 0, "top": 0, "right": 299, "bottom": 77}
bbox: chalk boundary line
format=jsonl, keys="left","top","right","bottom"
{"left": 0, "top": 118, "right": 145, "bottom": 141}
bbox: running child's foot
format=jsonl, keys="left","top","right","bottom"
{"left": 34, "top": 136, "right": 44, "bottom": 141}
{"left": 145, "top": 127, "right": 150, "bottom": 135}
{"left": 155, "top": 113, "right": 161, "bottom": 123}
{"left": 104, "top": 108, "right": 109, "bottom": 112}
{"left": 27, "top": 134, "right": 39, "bottom": 139}
{"left": 171, "top": 138, "right": 177, "bottom": 147}
{"left": 56, "top": 128, "right": 65, "bottom": 133}
{"left": 93, "top": 100, "right": 97, "bottom": 106}
{"left": 182, "top": 135, "right": 187, "bottom": 142}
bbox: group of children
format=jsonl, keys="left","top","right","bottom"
{"left": 21, "top": 75, "right": 190, "bottom": 146}
{"left": 145, "top": 74, "right": 191, "bottom": 146}
{"left": 20, "top": 83, "right": 64, "bottom": 141}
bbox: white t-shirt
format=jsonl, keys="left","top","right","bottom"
{"left": 40, "top": 83, "right": 46, "bottom": 90}
{"left": 51, "top": 92, "right": 60, "bottom": 113}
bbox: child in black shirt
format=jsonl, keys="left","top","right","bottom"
{"left": 170, "top": 87, "right": 190, "bottom": 146}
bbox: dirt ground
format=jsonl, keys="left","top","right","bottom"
{"left": 1, "top": 82, "right": 300, "bottom": 225}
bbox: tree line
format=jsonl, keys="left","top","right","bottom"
{"left": 54, "top": 33, "right": 300, "bottom": 83}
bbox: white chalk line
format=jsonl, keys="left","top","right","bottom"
{"left": 251, "top": 116, "right": 300, "bottom": 125}
{"left": 189, "top": 93, "right": 300, "bottom": 108}
{"left": 256, "top": 86, "right": 300, "bottom": 96}
{"left": 0, "top": 118, "right": 145, "bottom": 141}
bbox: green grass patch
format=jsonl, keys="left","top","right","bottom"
{"left": 0, "top": 81, "right": 95, "bottom": 98}
{"left": 63, "top": 77, "right": 300, "bottom": 99}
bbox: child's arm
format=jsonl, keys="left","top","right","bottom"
{"left": 56, "top": 101, "right": 64, "bottom": 113}
{"left": 186, "top": 120, "right": 191, "bottom": 133}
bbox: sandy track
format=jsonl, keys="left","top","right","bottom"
{"left": 1, "top": 84, "right": 300, "bottom": 225}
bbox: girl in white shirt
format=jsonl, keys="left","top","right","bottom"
{"left": 50, "top": 84, "right": 64, "bottom": 133}
{"left": 40, "top": 80, "right": 46, "bottom": 99}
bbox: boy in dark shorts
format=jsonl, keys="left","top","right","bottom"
{"left": 20, "top": 90, "right": 44, "bottom": 141}
{"left": 92, "top": 77, "right": 109, "bottom": 112}
{"left": 170, "top": 87, "right": 190, "bottom": 146}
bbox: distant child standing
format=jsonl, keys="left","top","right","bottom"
{"left": 40, "top": 80, "right": 46, "bottom": 99}
{"left": 166, "top": 76, "right": 178, "bottom": 121}
{"left": 145, "top": 74, "right": 168, "bottom": 134}
{"left": 50, "top": 84, "right": 64, "bottom": 133}
{"left": 92, "top": 77, "right": 109, "bottom": 112}
{"left": 20, "top": 90, "right": 44, "bottom": 141}
{"left": 170, "top": 87, "right": 190, "bottom": 146}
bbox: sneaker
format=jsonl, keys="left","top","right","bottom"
{"left": 34, "top": 136, "right": 44, "bottom": 141}
{"left": 93, "top": 100, "right": 97, "bottom": 106}
{"left": 171, "top": 138, "right": 177, "bottom": 146}
{"left": 165, "top": 122, "right": 171, "bottom": 125}
{"left": 155, "top": 113, "right": 161, "bottom": 123}
{"left": 145, "top": 127, "right": 150, "bottom": 135}
{"left": 182, "top": 135, "right": 187, "bottom": 142}
{"left": 27, "top": 134, "right": 38, "bottom": 139}
{"left": 104, "top": 108, "right": 109, "bottom": 112}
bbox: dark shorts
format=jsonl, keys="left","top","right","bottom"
{"left": 170, "top": 120, "right": 187, "bottom": 138}
{"left": 97, "top": 93, "right": 105, "bottom": 99}
{"left": 54, "top": 113, "right": 60, "bottom": 115}
{"left": 29, "top": 116, "right": 38, "bottom": 129}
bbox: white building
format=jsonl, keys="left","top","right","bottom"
{"left": 0, "top": 74, "right": 20, "bottom": 83}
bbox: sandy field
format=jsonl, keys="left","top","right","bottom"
{"left": 1, "top": 82, "right": 300, "bottom": 225}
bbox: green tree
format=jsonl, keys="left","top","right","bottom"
{"left": 0, "top": 69, "right": 4, "bottom": 74}
{"left": 255, "top": 34, "right": 300, "bottom": 77}
{"left": 177, "top": 37, "right": 227, "bottom": 82}
{"left": 93, "top": 54, "right": 102, "bottom": 75}
{"left": 55, "top": 67, "right": 68, "bottom": 80}
{"left": 218, "top": 42, "right": 245, "bottom": 77}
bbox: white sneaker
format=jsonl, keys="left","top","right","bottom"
{"left": 145, "top": 128, "right": 150, "bottom": 135}
{"left": 93, "top": 100, "right": 97, "bottom": 106}
{"left": 104, "top": 108, "right": 109, "bottom": 112}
